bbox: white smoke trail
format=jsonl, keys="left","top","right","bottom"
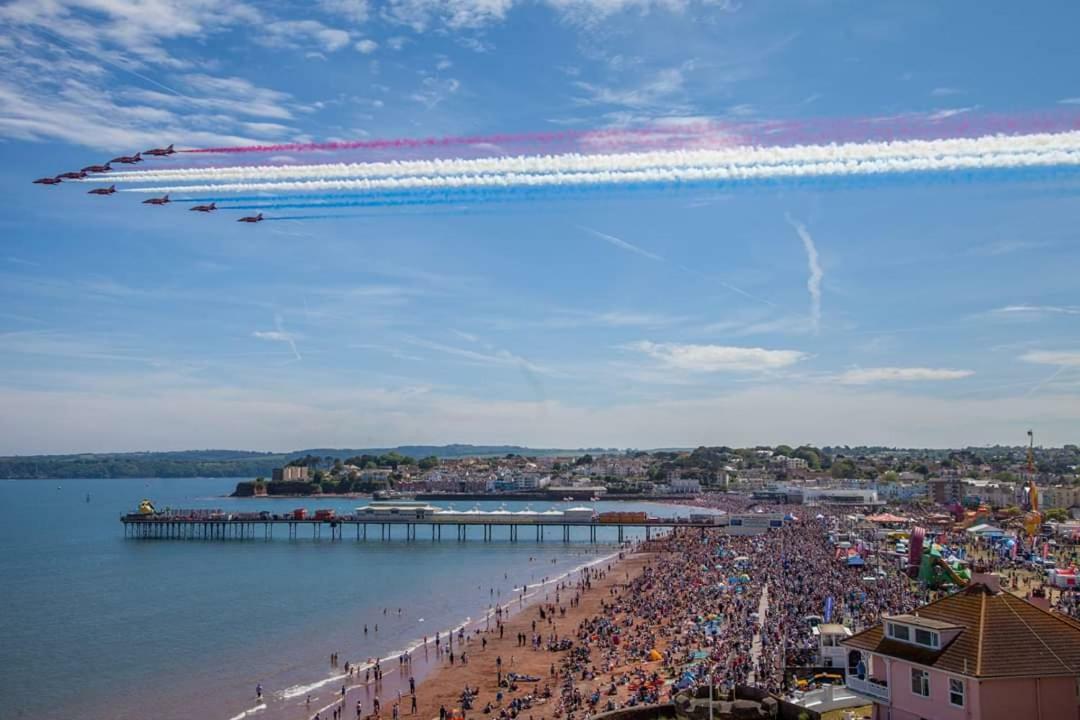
{"left": 122, "top": 147, "right": 1080, "bottom": 195}
{"left": 96, "top": 130, "right": 1080, "bottom": 185}
{"left": 785, "top": 215, "right": 823, "bottom": 334}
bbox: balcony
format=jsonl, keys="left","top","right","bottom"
{"left": 846, "top": 675, "right": 890, "bottom": 702}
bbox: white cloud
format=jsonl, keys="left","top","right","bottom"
{"left": 253, "top": 317, "right": 301, "bottom": 361}
{"left": 574, "top": 64, "right": 692, "bottom": 110}
{"left": 546, "top": 0, "right": 690, "bottom": 26}
{"left": 992, "top": 305, "right": 1080, "bottom": 317}
{"left": 260, "top": 20, "right": 351, "bottom": 52}
{"left": 1059, "top": 98, "right": 1080, "bottom": 105}
{"left": 319, "top": 0, "right": 370, "bottom": 23}
{"left": 355, "top": 39, "right": 379, "bottom": 54}
{"left": 383, "top": 0, "right": 515, "bottom": 31}
{"left": 387, "top": 36, "right": 408, "bottom": 50}
{"left": 1022, "top": 350, "right": 1080, "bottom": 367}
{"left": 835, "top": 367, "right": 974, "bottom": 384}
{"left": 409, "top": 76, "right": 461, "bottom": 108}
{"left": 7, "top": 376, "right": 1080, "bottom": 453}
{"left": 627, "top": 341, "right": 807, "bottom": 372}
{"left": 926, "top": 106, "right": 978, "bottom": 121}
{"left": 930, "top": 87, "right": 962, "bottom": 97}
{"left": 785, "top": 214, "right": 823, "bottom": 334}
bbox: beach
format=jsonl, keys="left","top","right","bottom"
{"left": 293, "top": 548, "right": 652, "bottom": 720}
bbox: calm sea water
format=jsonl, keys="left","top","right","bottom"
{"left": 0, "top": 478, "right": 694, "bottom": 720}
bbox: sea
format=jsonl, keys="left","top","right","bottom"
{"left": 0, "top": 478, "right": 703, "bottom": 720}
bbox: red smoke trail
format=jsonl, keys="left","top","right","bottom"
{"left": 159, "top": 111, "right": 1080, "bottom": 167}
{"left": 181, "top": 128, "right": 688, "bottom": 155}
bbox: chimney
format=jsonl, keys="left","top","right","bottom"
{"left": 968, "top": 573, "right": 1001, "bottom": 594}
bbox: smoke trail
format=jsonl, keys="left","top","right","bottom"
{"left": 180, "top": 127, "right": 690, "bottom": 155}
{"left": 262, "top": 214, "right": 354, "bottom": 221}
{"left": 785, "top": 215, "right": 823, "bottom": 334}
{"left": 95, "top": 130, "right": 1080, "bottom": 186}
{"left": 176, "top": 111, "right": 1080, "bottom": 157}
{"left": 120, "top": 144, "right": 1080, "bottom": 197}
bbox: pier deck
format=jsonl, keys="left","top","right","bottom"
{"left": 121, "top": 515, "right": 730, "bottom": 543}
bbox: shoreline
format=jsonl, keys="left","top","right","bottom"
{"left": 243, "top": 545, "right": 644, "bottom": 720}
{"left": 347, "top": 546, "right": 655, "bottom": 720}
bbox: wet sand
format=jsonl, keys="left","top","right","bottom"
{"left": 307, "top": 551, "right": 656, "bottom": 720}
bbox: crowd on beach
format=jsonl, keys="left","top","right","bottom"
{"left": 299, "top": 498, "right": 1080, "bottom": 720}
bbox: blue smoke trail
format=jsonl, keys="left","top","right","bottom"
{"left": 175, "top": 162, "right": 1080, "bottom": 213}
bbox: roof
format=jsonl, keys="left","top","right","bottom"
{"left": 843, "top": 583, "right": 1080, "bottom": 678}
{"left": 819, "top": 623, "right": 852, "bottom": 636}
{"left": 885, "top": 614, "right": 963, "bottom": 631}
{"left": 866, "top": 512, "right": 909, "bottom": 523}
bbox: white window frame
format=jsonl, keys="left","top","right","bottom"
{"left": 949, "top": 677, "right": 965, "bottom": 707}
{"left": 911, "top": 668, "right": 930, "bottom": 697}
{"left": 914, "top": 628, "right": 939, "bottom": 648}
{"left": 887, "top": 622, "right": 911, "bottom": 641}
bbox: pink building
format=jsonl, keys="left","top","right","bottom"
{"left": 843, "top": 579, "right": 1080, "bottom": 720}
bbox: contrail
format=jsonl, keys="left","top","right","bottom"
{"left": 95, "top": 130, "right": 1080, "bottom": 185}
{"left": 121, "top": 145, "right": 1080, "bottom": 196}
{"left": 785, "top": 214, "right": 823, "bottom": 333}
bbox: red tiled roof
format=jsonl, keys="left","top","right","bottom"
{"left": 843, "top": 583, "right": 1080, "bottom": 678}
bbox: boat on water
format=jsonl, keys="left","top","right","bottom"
{"left": 373, "top": 489, "right": 414, "bottom": 501}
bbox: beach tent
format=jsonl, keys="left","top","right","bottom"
{"left": 846, "top": 555, "right": 865, "bottom": 567}
{"left": 648, "top": 649, "right": 663, "bottom": 661}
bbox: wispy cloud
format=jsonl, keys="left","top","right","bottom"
{"left": 253, "top": 316, "right": 301, "bottom": 361}
{"left": 834, "top": 367, "right": 974, "bottom": 384}
{"left": 991, "top": 304, "right": 1080, "bottom": 317}
{"left": 407, "top": 337, "right": 551, "bottom": 375}
{"left": 785, "top": 214, "right": 823, "bottom": 334}
{"left": 1022, "top": 350, "right": 1080, "bottom": 367}
{"left": 626, "top": 341, "right": 807, "bottom": 372}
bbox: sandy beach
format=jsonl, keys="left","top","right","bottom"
{"left": 302, "top": 548, "right": 656, "bottom": 720}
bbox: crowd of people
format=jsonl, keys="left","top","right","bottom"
{"left": 307, "top": 499, "right": 1079, "bottom": 720}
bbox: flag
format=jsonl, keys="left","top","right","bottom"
{"left": 825, "top": 596, "right": 834, "bottom": 623}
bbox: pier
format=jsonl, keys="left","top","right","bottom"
{"left": 121, "top": 514, "right": 732, "bottom": 543}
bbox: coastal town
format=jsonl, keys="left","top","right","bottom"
{"left": 199, "top": 439, "right": 1080, "bottom": 720}
{"left": 234, "top": 443, "right": 1080, "bottom": 521}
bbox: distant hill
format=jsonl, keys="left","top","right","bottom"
{"left": 0, "top": 445, "right": 617, "bottom": 479}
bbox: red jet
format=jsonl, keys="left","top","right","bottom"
{"left": 87, "top": 185, "right": 116, "bottom": 195}
{"left": 110, "top": 152, "right": 141, "bottom": 164}
{"left": 57, "top": 170, "right": 87, "bottom": 180}
{"left": 33, "top": 177, "right": 62, "bottom": 185}
{"left": 237, "top": 213, "right": 263, "bottom": 223}
{"left": 81, "top": 163, "right": 111, "bottom": 173}
{"left": 144, "top": 144, "right": 176, "bottom": 157}
{"left": 142, "top": 194, "right": 170, "bottom": 205}
{"left": 189, "top": 202, "right": 216, "bottom": 212}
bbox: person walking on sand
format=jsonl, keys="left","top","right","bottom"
{"left": 256, "top": 683, "right": 263, "bottom": 701}
{"left": 411, "top": 694, "right": 417, "bottom": 714}
{"left": 357, "top": 700, "right": 363, "bottom": 718}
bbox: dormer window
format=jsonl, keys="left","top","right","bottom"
{"left": 886, "top": 621, "right": 940, "bottom": 649}
{"left": 886, "top": 622, "right": 910, "bottom": 641}
{"left": 914, "top": 628, "right": 940, "bottom": 648}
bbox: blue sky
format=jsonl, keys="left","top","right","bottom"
{"left": 2, "top": 0, "right": 1080, "bottom": 453}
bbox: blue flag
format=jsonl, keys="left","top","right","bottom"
{"left": 824, "top": 596, "right": 834, "bottom": 623}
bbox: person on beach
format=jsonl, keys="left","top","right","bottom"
{"left": 256, "top": 683, "right": 262, "bottom": 701}
{"left": 357, "top": 700, "right": 363, "bottom": 718}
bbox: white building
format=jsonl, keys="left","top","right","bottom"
{"left": 669, "top": 478, "right": 702, "bottom": 494}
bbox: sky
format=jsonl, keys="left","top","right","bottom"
{"left": 2, "top": 0, "right": 1080, "bottom": 454}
